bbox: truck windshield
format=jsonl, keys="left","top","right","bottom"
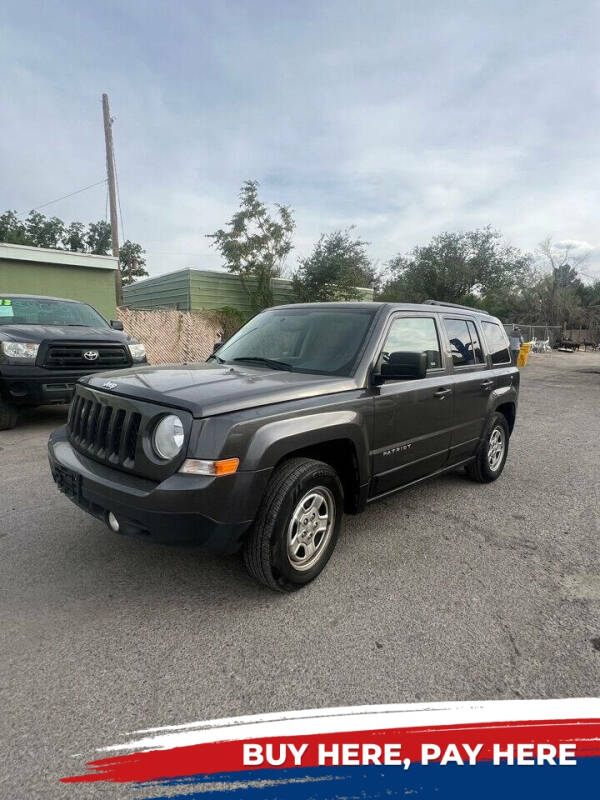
{"left": 214, "top": 307, "right": 377, "bottom": 376}
{"left": 0, "top": 297, "right": 109, "bottom": 328}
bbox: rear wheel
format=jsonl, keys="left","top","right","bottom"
{"left": 0, "top": 398, "right": 18, "bottom": 430}
{"left": 243, "top": 457, "right": 344, "bottom": 592}
{"left": 466, "top": 412, "right": 509, "bottom": 483}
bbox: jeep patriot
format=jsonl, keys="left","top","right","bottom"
{"left": 48, "top": 301, "right": 519, "bottom": 591}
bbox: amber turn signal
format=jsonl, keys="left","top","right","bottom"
{"left": 179, "top": 457, "right": 240, "bottom": 476}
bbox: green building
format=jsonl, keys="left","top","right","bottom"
{"left": 0, "top": 242, "right": 118, "bottom": 319}
{"left": 122, "top": 268, "right": 373, "bottom": 315}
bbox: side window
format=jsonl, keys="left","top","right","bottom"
{"left": 467, "top": 320, "right": 484, "bottom": 364}
{"left": 381, "top": 317, "right": 442, "bottom": 371}
{"left": 481, "top": 321, "right": 511, "bottom": 365}
{"left": 445, "top": 318, "right": 479, "bottom": 366}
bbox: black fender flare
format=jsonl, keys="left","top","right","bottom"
{"left": 241, "top": 409, "right": 370, "bottom": 486}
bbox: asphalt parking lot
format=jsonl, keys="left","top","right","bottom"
{"left": 2, "top": 351, "right": 599, "bottom": 798}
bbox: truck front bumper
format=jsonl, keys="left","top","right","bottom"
{"left": 48, "top": 426, "right": 270, "bottom": 554}
{"left": 0, "top": 366, "right": 84, "bottom": 405}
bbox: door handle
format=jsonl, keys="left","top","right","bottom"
{"left": 434, "top": 387, "right": 452, "bottom": 399}
{"left": 480, "top": 379, "right": 494, "bottom": 390}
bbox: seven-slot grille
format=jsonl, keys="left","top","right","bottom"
{"left": 43, "top": 343, "right": 131, "bottom": 369}
{"left": 68, "top": 393, "right": 141, "bottom": 468}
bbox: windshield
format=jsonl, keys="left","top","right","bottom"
{"left": 214, "top": 306, "right": 377, "bottom": 376}
{"left": 0, "top": 296, "right": 109, "bottom": 328}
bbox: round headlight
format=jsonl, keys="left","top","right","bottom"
{"left": 153, "top": 414, "right": 185, "bottom": 460}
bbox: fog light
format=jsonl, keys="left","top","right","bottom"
{"left": 108, "top": 512, "right": 120, "bottom": 532}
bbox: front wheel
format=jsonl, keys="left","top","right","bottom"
{"left": 466, "top": 412, "right": 510, "bottom": 483}
{"left": 243, "top": 457, "right": 344, "bottom": 592}
{"left": 0, "top": 398, "right": 18, "bottom": 431}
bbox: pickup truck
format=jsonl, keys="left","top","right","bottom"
{"left": 0, "top": 293, "right": 146, "bottom": 429}
{"left": 48, "top": 301, "right": 519, "bottom": 591}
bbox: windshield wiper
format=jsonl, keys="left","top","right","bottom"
{"left": 232, "top": 356, "right": 293, "bottom": 371}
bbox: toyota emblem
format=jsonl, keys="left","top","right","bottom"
{"left": 83, "top": 350, "right": 99, "bottom": 361}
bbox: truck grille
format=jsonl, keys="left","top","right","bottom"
{"left": 68, "top": 393, "right": 141, "bottom": 468}
{"left": 44, "top": 343, "right": 131, "bottom": 369}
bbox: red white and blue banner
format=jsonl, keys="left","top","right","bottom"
{"left": 63, "top": 699, "right": 600, "bottom": 798}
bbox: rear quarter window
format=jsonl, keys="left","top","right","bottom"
{"left": 481, "top": 321, "right": 511, "bottom": 364}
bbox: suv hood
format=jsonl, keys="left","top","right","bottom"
{"left": 0, "top": 325, "right": 131, "bottom": 343}
{"left": 82, "top": 363, "right": 357, "bottom": 417}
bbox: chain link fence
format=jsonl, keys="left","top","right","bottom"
{"left": 503, "top": 323, "right": 598, "bottom": 349}
{"left": 502, "top": 323, "right": 562, "bottom": 344}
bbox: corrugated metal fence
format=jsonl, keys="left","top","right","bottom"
{"left": 123, "top": 268, "right": 373, "bottom": 314}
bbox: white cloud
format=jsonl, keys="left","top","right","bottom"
{"left": 1, "top": 0, "right": 600, "bottom": 278}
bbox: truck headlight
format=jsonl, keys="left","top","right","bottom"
{"left": 153, "top": 414, "right": 184, "bottom": 460}
{"left": 128, "top": 343, "right": 146, "bottom": 362}
{"left": 1, "top": 342, "right": 39, "bottom": 360}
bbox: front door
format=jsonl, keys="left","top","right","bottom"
{"left": 370, "top": 314, "right": 454, "bottom": 497}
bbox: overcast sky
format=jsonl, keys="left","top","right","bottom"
{"left": 2, "top": 0, "right": 599, "bottom": 279}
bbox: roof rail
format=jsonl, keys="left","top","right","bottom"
{"left": 424, "top": 299, "right": 490, "bottom": 315}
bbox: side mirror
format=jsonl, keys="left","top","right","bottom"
{"left": 375, "top": 351, "right": 427, "bottom": 383}
{"left": 212, "top": 340, "right": 223, "bottom": 354}
{"left": 110, "top": 319, "right": 124, "bottom": 330}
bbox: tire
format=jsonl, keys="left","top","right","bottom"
{"left": 243, "top": 457, "right": 344, "bottom": 592}
{"left": 465, "top": 412, "right": 510, "bottom": 483}
{"left": 0, "top": 399, "right": 18, "bottom": 431}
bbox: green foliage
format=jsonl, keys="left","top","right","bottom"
{"left": 378, "top": 230, "right": 599, "bottom": 333}
{"left": 292, "top": 229, "right": 375, "bottom": 302}
{"left": 378, "top": 227, "right": 530, "bottom": 305}
{"left": 86, "top": 220, "right": 112, "bottom": 255}
{"left": 24, "top": 211, "right": 64, "bottom": 248}
{"left": 519, "top": 238, "right": 598, "bottom": 328}
{"left": 63, "top": 221, "right": 87, "bottom": 252}
{"left": 214, "top": 306, "right": 246, "bottom": 340}
{"left": 207, "top": 180, "right": 295, "bottom": 312}
{"left": 119, "top": 240, "right": 149, "bottom": 286}
{"left": 0, "top": 211, "right": 29, "bottom": 245}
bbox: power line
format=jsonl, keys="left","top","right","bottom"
{"left": 17, "top": 179, "right": 107, "bottom": 216}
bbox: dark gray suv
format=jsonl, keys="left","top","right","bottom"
{"left": 48, "top": 300, "right": 518, "bottom": 591}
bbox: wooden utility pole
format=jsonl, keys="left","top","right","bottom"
{"left": 102, "top": 93, "right": 122, "bottom": 306}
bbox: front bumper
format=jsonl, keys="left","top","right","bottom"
{"left": 0, "top": 365, "right": 111, "bottom": 406}
{"left": 48, "top": 426, "right": 271, "bottom": 553}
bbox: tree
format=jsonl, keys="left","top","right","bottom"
{"left": 24, "top": 211, "right": 64, "bottom": 248}
{"left": 292, "top": 229, "right": 375, "bottom": 302}
{"left": 119, "top": 240, "right": 149, "bottom": 285}
{"left": 63, "top": 221, "right": 87, "bottom": 252}
{"left": 378, "top": 227, "right": 530, "bottom": 306}
{"left": 535, "top": 237, "right": 589, "bottom": 327}
{"left": 207, "top": 180, "right": 295, "bottom": 312}
{"left": 0, "top": 211, "right": 29, "bottom": 245}
{"left": 86, "top": 220, "right": 112, "bottom": 255}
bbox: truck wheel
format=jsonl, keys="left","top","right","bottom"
{"left": 466, "top": 412, "right": 509, "bottom": 483}
{"left": 243, "top": 457, "right": 344, "bottom": 592}
{"left": 0, "top": 399, "right": 18, "bottom": 431}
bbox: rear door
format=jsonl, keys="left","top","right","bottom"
{"left": 370, "top": 313, "right": 454, "bottom": 496}
{"left": 440, "top": 316, "right": 490, "bottom": 464}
